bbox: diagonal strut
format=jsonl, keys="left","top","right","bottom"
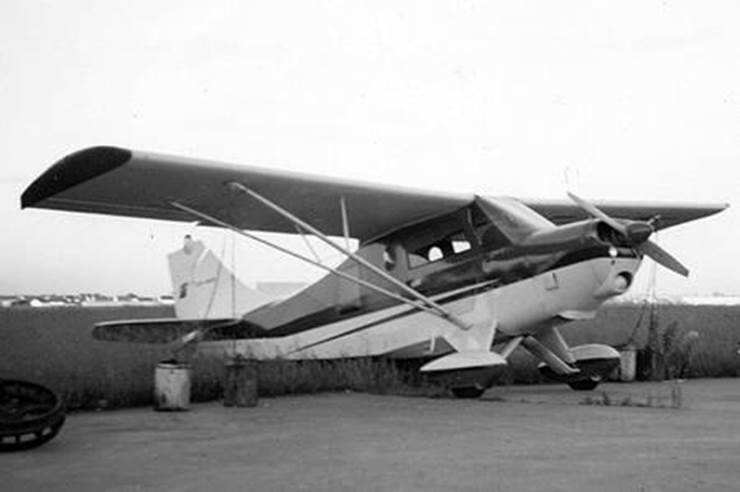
{"left": 226, "top": 181, "right": 472, "bottom": 330}
{"left": 169, "top": 201, "right": 466, "bottom": 329}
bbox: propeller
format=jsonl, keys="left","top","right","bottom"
{"left": 567, "top": 192, "right": 689, "bottom": 277}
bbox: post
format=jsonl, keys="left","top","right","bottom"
{"left": 619, "top": 345, "right": 637, "bottom": 382}
{"left": 223, "top": 355, "right": 258, "bottom": 407}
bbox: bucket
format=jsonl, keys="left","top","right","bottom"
{"left": 154, "top": 360, "right": 192, "bottom": 411}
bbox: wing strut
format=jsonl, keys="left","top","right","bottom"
{"left": 226, "top": 182, "right": 471, "bottom": 331}
{"left": 169, "top": 201, "right": 467, "bottom": 329}
{"left": 340, "top": 195, "right": 351, "bottom": 250}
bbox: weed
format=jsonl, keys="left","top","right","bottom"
{"left": 0, "top": 303, "right": 734, "bottom": 409}
{"left": 602, "top": 391, "right": 612, "bottom": 406}
{"left": 619, "top": 396, "right": 633, "bottom": 407}
{"left": 579, "top": 384, "right": 684, "bottom": 409}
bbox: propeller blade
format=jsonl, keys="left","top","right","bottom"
{"left": 567, "top": 192, "right": 627, "bottom": 235}
{"left": 567, "top": 192, "right": 689, "bottom": 276}
{"left": 639, "top": 240, "right": 690, "bottom": 277}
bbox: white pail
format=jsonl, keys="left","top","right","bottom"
{"left": 154, "top": 361, "right": 191, "bottom": 411}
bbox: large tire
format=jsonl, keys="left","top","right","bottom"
{"left": 0, "top": 379, "right": 66, "bottom": 452}
{"left": 568, "top": 377, "right": 601, "bottom": 391}
{"left": 451, "top": 386, "right": 486, "bottom": 399}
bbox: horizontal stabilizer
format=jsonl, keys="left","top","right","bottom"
{"left": 93, "top": 318, "right": 265, "bottom": 344}
{"left": 420, "top": 351, "right": 508, "bottom": 372}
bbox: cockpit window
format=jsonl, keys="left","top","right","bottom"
{"left": 470, "top": 205, "right": 513, "bottom": 251}
{"left": 473, "top": 196, "right": 554, "bottom": 245}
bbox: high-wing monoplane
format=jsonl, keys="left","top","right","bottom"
{"left": 22, "top": 146, "right": 727, "bottom": 397}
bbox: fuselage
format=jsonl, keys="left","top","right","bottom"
{"left": 201, "top": 202, "right": 643, "bottom": 360}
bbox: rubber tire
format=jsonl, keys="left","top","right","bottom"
{"left": 0, "top": 379, "right": 66, "bottom": 452}
{"left": 451, "top": 386, "right": 486, "bottom": 399}
{"left": 568, "top": 377, "right": 601, "bottom": 391}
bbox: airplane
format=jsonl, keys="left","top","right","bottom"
{"left": 21, "top": 146, "right": 728, "bottom": 398}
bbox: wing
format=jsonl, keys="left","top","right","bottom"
{"left": 22, "top": 146, "right": 727, "bottom": 241}
{"left": 21, "top": 146, "right": 473, "bottom": 242}
{"left": 521, "top": 197, "right": 728, "bottom": 231}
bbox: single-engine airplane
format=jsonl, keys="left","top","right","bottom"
{"left": 21, "top": 146, "right": 728, "bottom": 397}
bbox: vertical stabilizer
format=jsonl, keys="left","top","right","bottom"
{"left": 167, "top": 236, "right": 271, "bottom": 319}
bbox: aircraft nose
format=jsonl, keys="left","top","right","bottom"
{"left": 593, "top": 270, "right": 633, "bottom": 299}
{"left": 591, "top": 252, "right": 640, "bottom": 299}
{"left": 613, "top": 272, "right": 633, "bottom": 292}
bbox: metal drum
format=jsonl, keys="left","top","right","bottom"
{"left": 154, "top": 361, "right": 191, "bottom": 411}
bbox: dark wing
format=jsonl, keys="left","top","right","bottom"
{"left": 521, "top": 197, "right": 728, "bottom": 231}
{"left": 21, "top": 146, "right": 727, "bottom": 241}
{"left": 21, "top": 146, "right": 473, "bottom": 242}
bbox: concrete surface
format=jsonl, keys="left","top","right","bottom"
{"left": 3, "top": 379, "right": 740, "bottom": 491}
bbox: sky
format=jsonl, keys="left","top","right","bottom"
{"left": 1, "top": 1, "right": 738, "bottom": 297}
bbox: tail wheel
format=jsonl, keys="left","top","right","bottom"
{"left": 567, "top": 376, "right": 601, "bottom": 391}
{"left": 0, "top": 379, "right": 66, "bottom": 452}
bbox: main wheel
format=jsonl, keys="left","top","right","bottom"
{"left": 451, "top": 386, "right": 486, "bottom": 399}
{"left": 0, "top": 379, "right": 66, "bottom": 452}
{"left": 567, "top": 377, "right": 601, "bottom": 391}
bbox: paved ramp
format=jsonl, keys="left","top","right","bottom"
{"left": 4, "top": 379, "right": 740, "bottom": 491}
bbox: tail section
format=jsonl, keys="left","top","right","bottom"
{"left": 167, "top": 235, "right": 271, "bottom": 319}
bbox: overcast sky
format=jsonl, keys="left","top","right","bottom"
{"left": 1, "top": 1, "right": 737, "bottom": 297}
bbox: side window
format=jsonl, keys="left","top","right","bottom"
{"left": 427, "top": 246, "right": 444, "bottom": 262}
{"left": 407, "top": 231, "right": 471, "bottom": 269}
{"left": 452, "top": 240, "right": 471, "bottom": 254}
{"left": 383, "top": 245, "right": 396, "bottom": 270}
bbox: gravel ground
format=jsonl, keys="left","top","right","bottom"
{"left": 4, "top": 378, "right": 740, "bottom": 491}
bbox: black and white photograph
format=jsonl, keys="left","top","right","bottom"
{"left": 1, "top": 1, "right": 738, "bottom": 490}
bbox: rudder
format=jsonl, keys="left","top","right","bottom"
{"left": 167, "top": 235, "right": 271, "bottom": 319}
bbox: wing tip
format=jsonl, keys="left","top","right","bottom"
{"left": 21, "top": 146, "right": 132, "bottom": 209}
{"left": 695, "top": 201, "right": 730, "bottom": 221}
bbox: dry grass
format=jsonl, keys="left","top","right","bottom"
{"left": 0, "top": 306, "right": 177, "bottom": 409}
{"left": 255, "top": 357, "right": 441, "bottom": 397}
{"left": 1, "top": 303, "right": 738, "bottom": 409}
{"left": 580, "top": 381, "right": 685, "bottom": 409}
{"left": 0, "top": 306, "right": 438, "bottom": 409}
{"left": 572, "top": 303, "right": 740, "bottom": 379}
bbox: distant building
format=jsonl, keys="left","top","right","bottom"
{"left": 157, "top": 295, "right": 175, "bottom": 305}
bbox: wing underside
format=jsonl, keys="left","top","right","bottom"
{"left": 21, "top": 146, "right": 473, "bottom": 242}
{"left": 22, "top": 146, "right": 727, "bottom": 241}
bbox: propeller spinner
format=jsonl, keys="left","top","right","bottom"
{"left": 567, "top": 192, "right": 689, "bottom": 277}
